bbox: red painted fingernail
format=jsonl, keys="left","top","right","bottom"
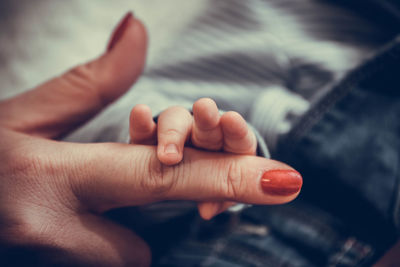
{"left": 261, "top": 170, "right": 302, "bottom": 196}
{"left": 107, "top": 12, "right": 133, "bottom": 52}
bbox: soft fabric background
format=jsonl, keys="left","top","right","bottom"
{"left": 0, "top": 0, "right": 206, "bottom": 98}
{"left": 1, "top": 0, "right": 383, "bottom": 150}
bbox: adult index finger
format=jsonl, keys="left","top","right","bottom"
{"left": 65, "top": 143, "right": 302, "bottom": 212}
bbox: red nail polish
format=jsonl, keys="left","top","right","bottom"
{"left": 261, "top": 170, "right": 302, "bottom": 196}
{"left": 107, "top": 12, "right": 133, "bottom": 52}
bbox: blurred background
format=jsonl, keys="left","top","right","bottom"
{"left": 1, "top": 0, "right": 396, "bottom": 101}
{"left": 0, "top": 0, "right": 206, "bottom": 98}
{"left": 2, "top": 0, "right": 397, "bottom": 148}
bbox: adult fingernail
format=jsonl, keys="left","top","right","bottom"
{"left": 107, "top": 12, "right": 134, "bottom": 51}
{"left": 164, "top": 144, "right": 178, "bottom": 154}
{"left": 261, "top": 170, "right": 302, "bottom": 196}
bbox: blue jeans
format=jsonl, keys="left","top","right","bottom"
{"left": 109, "top": 34, "right": 400, "bottom": 267}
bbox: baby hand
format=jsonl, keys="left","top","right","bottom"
{"left": 129, "top": 98, "right": 257, "bottom": 219}
{"left": 129, "top": 98, "right": 257, "bottom": 165}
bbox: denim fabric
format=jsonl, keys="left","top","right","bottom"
{"left": 106, "top": 37, "right": 400, "bottom": 267}
{"left": 105, "top": 2, "right": 400, "bottom": 266}
{"left": 110, "top": 201, "right": 374, "bottom": 266}
{"left": 275, "top": 37, "right": 400, "bottom": 265}
{"left": 279, "top": 36, "right": 400, "bottom": 230}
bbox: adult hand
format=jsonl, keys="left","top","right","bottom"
{"left": 0, "top": 13, "right": 302, "bottom": 266}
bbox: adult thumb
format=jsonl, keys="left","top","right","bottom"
{"left": 0, "top": 12, "right": 147, "bottom": 138}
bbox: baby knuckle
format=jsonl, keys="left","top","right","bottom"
{"left": 192, "top": 134, "right": 223, "bottom": 150}
{"left": 164, "top": 128, "right": 184, "bottom": 137}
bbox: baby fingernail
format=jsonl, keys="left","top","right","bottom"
{"left": 164, "top": 144, "right": 178, "bottom": 154}
{"left": 261, "top": 170, "right": 302, "bottom": 196}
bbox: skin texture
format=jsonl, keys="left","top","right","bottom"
{"left": 0, "top": 13, "right": 301, "bottom": 266}
{"left": 129, "top": 98, "right": 258, "bottom": 219}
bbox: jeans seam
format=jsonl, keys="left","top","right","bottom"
{"left": 284, "top": 36, "right": 400, "bottom": 147}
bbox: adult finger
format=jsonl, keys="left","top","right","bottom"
{"left": 130, "top": 104, "right": 157, "bottom": 145}
{"left": 157, "top": 106, "right": 193, "bottom": 165}
{"left": 220, "top": 111, "right": 257, "bottom": 155}
{"left": 64, "top": 142, "right": 302, "bottom": 213}
{"left": 0, "top": 130, "right": 151, "bottom": 267}
{"left": 191, "top": 98, "right": 223, "bottom": 151}
{"left": 198, "top": 111, "right": 258, "bottom": 217}
{"left": 0, "top": 12, "right": 147, "bottom": 138}
{"left": 193, "top": 100, "right": 247, "bottom": 218}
